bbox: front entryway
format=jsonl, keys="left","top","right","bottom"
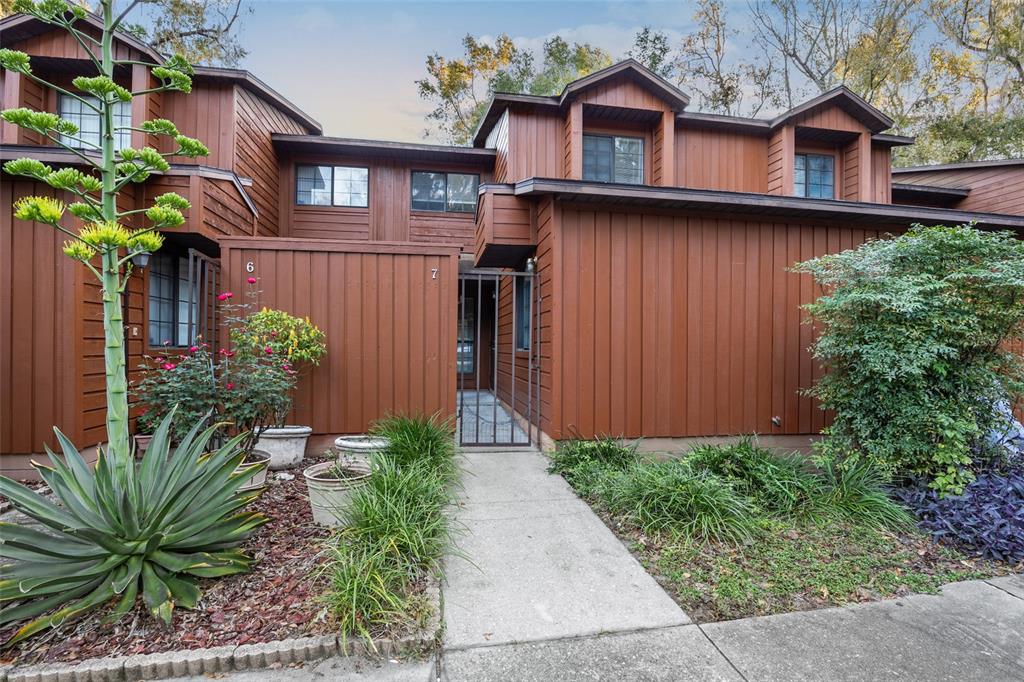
{"left": 456, "top": 270, "right": 539, "bottom": 447}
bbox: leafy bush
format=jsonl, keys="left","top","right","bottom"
{"left": 600, "top": 461, "right": 759, "bottom": 543}
{"left": 795, "top": 224, "right": 1024, "bottom": 494}
{"left": 686, "top": 438, "right": 818, "bottom": 517}
{"left": 812, "top": 457, "right": 913, "bottom": 530}
{"left": 370, "top": 413, "right": 457, "bottom": 483}
{"left": 322, "top": 414, "right": 458, "bottom": 642}
{"left": 230, "top": 307, "right": 327, "bottom": 368}
{"left": 219, "top": 352, "right": 297, "bottom": 454}
{"left": 548, "top": 437, "right": 636, "bottom": 489}
{"left": 894, "top": 465, "right": 1024, "bottom": 563}
{"left": 0, "top": 412, "right": 265, "bottom": 645}
{"left": 134, "top": 344, "right": 218, "bottom": 441}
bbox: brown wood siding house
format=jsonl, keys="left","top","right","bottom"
{"left": 3, "top": 16, "right": 1024, "bottom": 471}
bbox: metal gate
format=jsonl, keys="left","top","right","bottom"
{"left": 185, "top": 248, "right": 221, "bottom": 349}
{"left": 457, "top": 265, "right": 540, "bottom": 447}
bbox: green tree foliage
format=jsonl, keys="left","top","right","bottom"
{"left": 0, "top": 0, "right": 261, "bottom": 644}
{"left": 0, "top": 0, "right": 250, "bottom": 66}
{"left": 627, "top": 26, "right": 674, "bottom": 78}
{"left": 416, "top": 33, "right": 612, "bottom": 145}
{"left": 795, "top": 225, "right": 1024, "bottom": 495}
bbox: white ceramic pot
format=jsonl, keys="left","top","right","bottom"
{"left": 333, "top": 435, "right": 389, "bottom": 465}
{"left": 303, "top": 460, "right": 372, "bottom": 526}
{"left": 236, "top": 449, "right": 271, "bottom": 492}
{"left": 253, "top": 425, "right": 312, "bottom": 470}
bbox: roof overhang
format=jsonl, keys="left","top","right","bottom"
{"left": 770, "top": 86, "right": 894, "bottom": 133}
{"left": 511, "top": 178, "right": 1024, "bottom": 230}
{"left": 0, "top": 11, "right": 162, "bottom": 63}
{"left": 272, "top": 134, "right": 496, "bottom": 166}
{"left": 891, "top": 182, "right": 970, "bottom": 203}
{"left": 893, "top": 158, "right": 1024, "bottom": 173}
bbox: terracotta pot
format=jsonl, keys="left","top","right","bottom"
{"left": 303, "top": 460, "right": 372, "bottom": 526}
{"left": 333, "top": 435, "right": 389, "bottom": 465}
{"left": 134, "top": 434, "right": 153, "bottom": 459}
{"left": 236, "top": 449, "right": 271, "bottom": 492}
{"left": 253, "top": 425, "right": 313, "bottom": 470}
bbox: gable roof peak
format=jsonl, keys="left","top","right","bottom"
{"left": 771, "top": 85, "right": 894, "bottom": 133}
{"left": 559, "top": 58, "right": 690, "bottom": 111}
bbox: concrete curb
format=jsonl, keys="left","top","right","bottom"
{"left": 1, "top": 579, "right": 443, "bottom": 682}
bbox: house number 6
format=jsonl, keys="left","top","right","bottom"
{"left": 431, "top": 268, "right": 438, "bottom": 280}
{"left": 246, "top": 261, "right": 255, "bottom": 273}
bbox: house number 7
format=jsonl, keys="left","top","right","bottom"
{"left": 431, "top": 268, "right": 438, "bottom": 279}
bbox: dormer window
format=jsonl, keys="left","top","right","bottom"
{"left": 583, "top": 134, "right": 644, "bottom": 185}
{"left": 795, "top": 153, "right": 835, "bottom": 199}
{"left": 59, "top": 94, "right": 131, "bottom": 151}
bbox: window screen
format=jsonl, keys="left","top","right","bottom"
{"left": 411, "top": 171, "right": 479, "bottom": 212}
{"left": 583, "top": 134, "right": 644, "bottom": 184}
{"left": 795, "top": 153, "right": 835, "bottom": 199}
{"left": 59, "top": 94, "right": 130, "bottom": 151}
{"left": 296, "top": 165, "right": 368, "bottom": 206}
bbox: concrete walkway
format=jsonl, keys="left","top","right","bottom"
{"left": 167, "top": 448, "right": 1024, "bottom": 681}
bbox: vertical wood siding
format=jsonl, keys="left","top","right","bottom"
{"left": 677, "top": 127, "right": 768, "bottom": 193}
{"left": 486, "top": 109, "right": 510, "bottom": 183}
{"left": 506, "top": 109, "right": 563, "bottom": 182}
{"left": 221, "top": 239, "right": 459, "bottom": 434}
{"left": 549, "top": 205, "right": 899, "bottom": 440}
{"left": 161, "top": 83, "right": 236, "bottom": 168}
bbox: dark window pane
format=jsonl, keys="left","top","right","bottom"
{"left": 447, "top": 173, "right": 478, "bottom": 212}
{"left": 515, "top": 277, "right": 532, "bottom": 350}
{"left": 795, "top": 153, "right": 833, "bottom": 198}
{"left": 583, "top": 135, "right": 614, "bottom": 182}
{"left": 412, "top": 171, "right": 447, "bottom": 211}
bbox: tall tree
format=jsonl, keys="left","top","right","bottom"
{"left": 417, "top": 34, "right": 612, "bottom": 145}
{"left": 677, "top": 0, "right": 780, "bottom": 116}
{"left": 0, "top": 0, "right": 250, "bottom": 66}
{"left": 628, "top": 26, "right": 674, "bottom": 78}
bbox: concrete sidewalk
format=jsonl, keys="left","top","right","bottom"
{"left": 441, "top": 448, "right": 691, "bottom": 649}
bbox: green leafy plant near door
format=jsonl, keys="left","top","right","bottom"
{"left": 0, "top": 0, "right": 264, "bottom": 645}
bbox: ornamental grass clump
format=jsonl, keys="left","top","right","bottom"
{"left": 794, "top": 224, "right": 1024, "bottom": 495}
{"left": 321, "top": 414, "right": 458, "bottom": 642}
{"left": 0, "top": 411, "right": 266, "bottom": 645}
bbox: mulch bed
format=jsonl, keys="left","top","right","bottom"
{"left": 1, "top": 464, "right": 334, "bottom": 668}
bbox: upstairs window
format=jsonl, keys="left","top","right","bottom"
{"left": 795, "top": 153, "right": 835, "bottom": 199}
{"left": 295, "top": 165, "right": 369, "bottom": 207}
{"left": 59, "top": 94, "right": 131, "bottom": 151}
{"left": 411, "top": 171, "right": 479, "bottom": 213}
{"left": 583, "top": 134, "right": 644, "bottom": 184}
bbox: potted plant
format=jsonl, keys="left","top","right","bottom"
{"left": 303, "top": 458, "right": 372, "bottom": 526}
{"left": 228, "top": 286, "right": 328, "bottom": 469}
{"left": 237, "top": 448, "right": 273, "bottom": 492}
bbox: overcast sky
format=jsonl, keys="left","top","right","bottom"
{"left": 235, "top": 1, "right": 706, "bottom": 142}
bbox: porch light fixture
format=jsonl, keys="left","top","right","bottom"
{"left": 130, "top": 250, "right": 151, "bottom": 268}
{"left": 525, "top": 257, "right": 536, "bottom": 273}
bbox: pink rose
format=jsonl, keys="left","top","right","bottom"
{"left": 217, "top": 291, "right": 233, "bottom": 301}
{"left": 154, "top": 357, "right": 165, "bottom": 364}
{"left": 264, "top": 346, "right": 273, "bottom": 354}
{"left": 189, "top": 345, "right": 198, "bottom": 353}
{"left": 247, "top": 277, "right": 257, "bottom": 285}
{"left": 226, "top": 382, "right": 235, "bottom": 390}
{"left": 162, "top": 362, "right": 176, "bottom": 370}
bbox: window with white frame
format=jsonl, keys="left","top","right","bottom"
{"left": 582, "top": 134, "right": 644, "bottom": 184}
{"left": 295, "top": 165, "right": 369, "bottom": 207}
{"left": 58, "top": 94, "right": 131, "bottom": 151}
{"left": 411, "top": 171, "right": 479, "bottom": 213}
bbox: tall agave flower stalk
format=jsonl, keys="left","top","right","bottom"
{"left": 0, "top": 0, "right": 265, "bottom": 645}
{"left": 1, "top": 0, "right": 206, "bottom": 483}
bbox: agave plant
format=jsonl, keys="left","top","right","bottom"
{"left": 0, "top": 410, "right": 267, "bottom": 646}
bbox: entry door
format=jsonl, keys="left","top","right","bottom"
{"left": 457, "top": 271, "right": 540, "bottom": 447}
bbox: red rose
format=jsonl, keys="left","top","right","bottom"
{"left": 264, "top": 346, "right": 273, "bottom": 354}
{"left": 217, "top": 291, "right": 233, "bottom": 301}
{"left": 247, "top": 277, "right": 257, "bottom": 284}
{"left": 189, "top": 345, "right": 198, "bottom": 353}
{"left": 226, "top": 382, "right": 235, "bottom": 390}
{"left": 162, "top": 362, "right": 176, "bottom": 370}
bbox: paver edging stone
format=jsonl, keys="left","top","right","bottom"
{"left": 0, "top": 579, "right": 443, "bottom": 682}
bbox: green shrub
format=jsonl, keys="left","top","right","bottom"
{"left": 599, "top": 461, "right": 758, "bottom": 543}
{"left": 685, "top": 438, "right": 818, "bottom": 517}
{"left": 0, "top": 411, "right": 265, "bottom": 646}
{"left": 371, "top": 412, "right": 457, "bottom": 482}
{"left": 794, "top": 224, "right": 1024, "bottom": 494}
{"left": 548, "top": 437, "right": 637, "bottom": 489}
{"left": 322, "top": 414, "right": 458, "bottom": 641}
